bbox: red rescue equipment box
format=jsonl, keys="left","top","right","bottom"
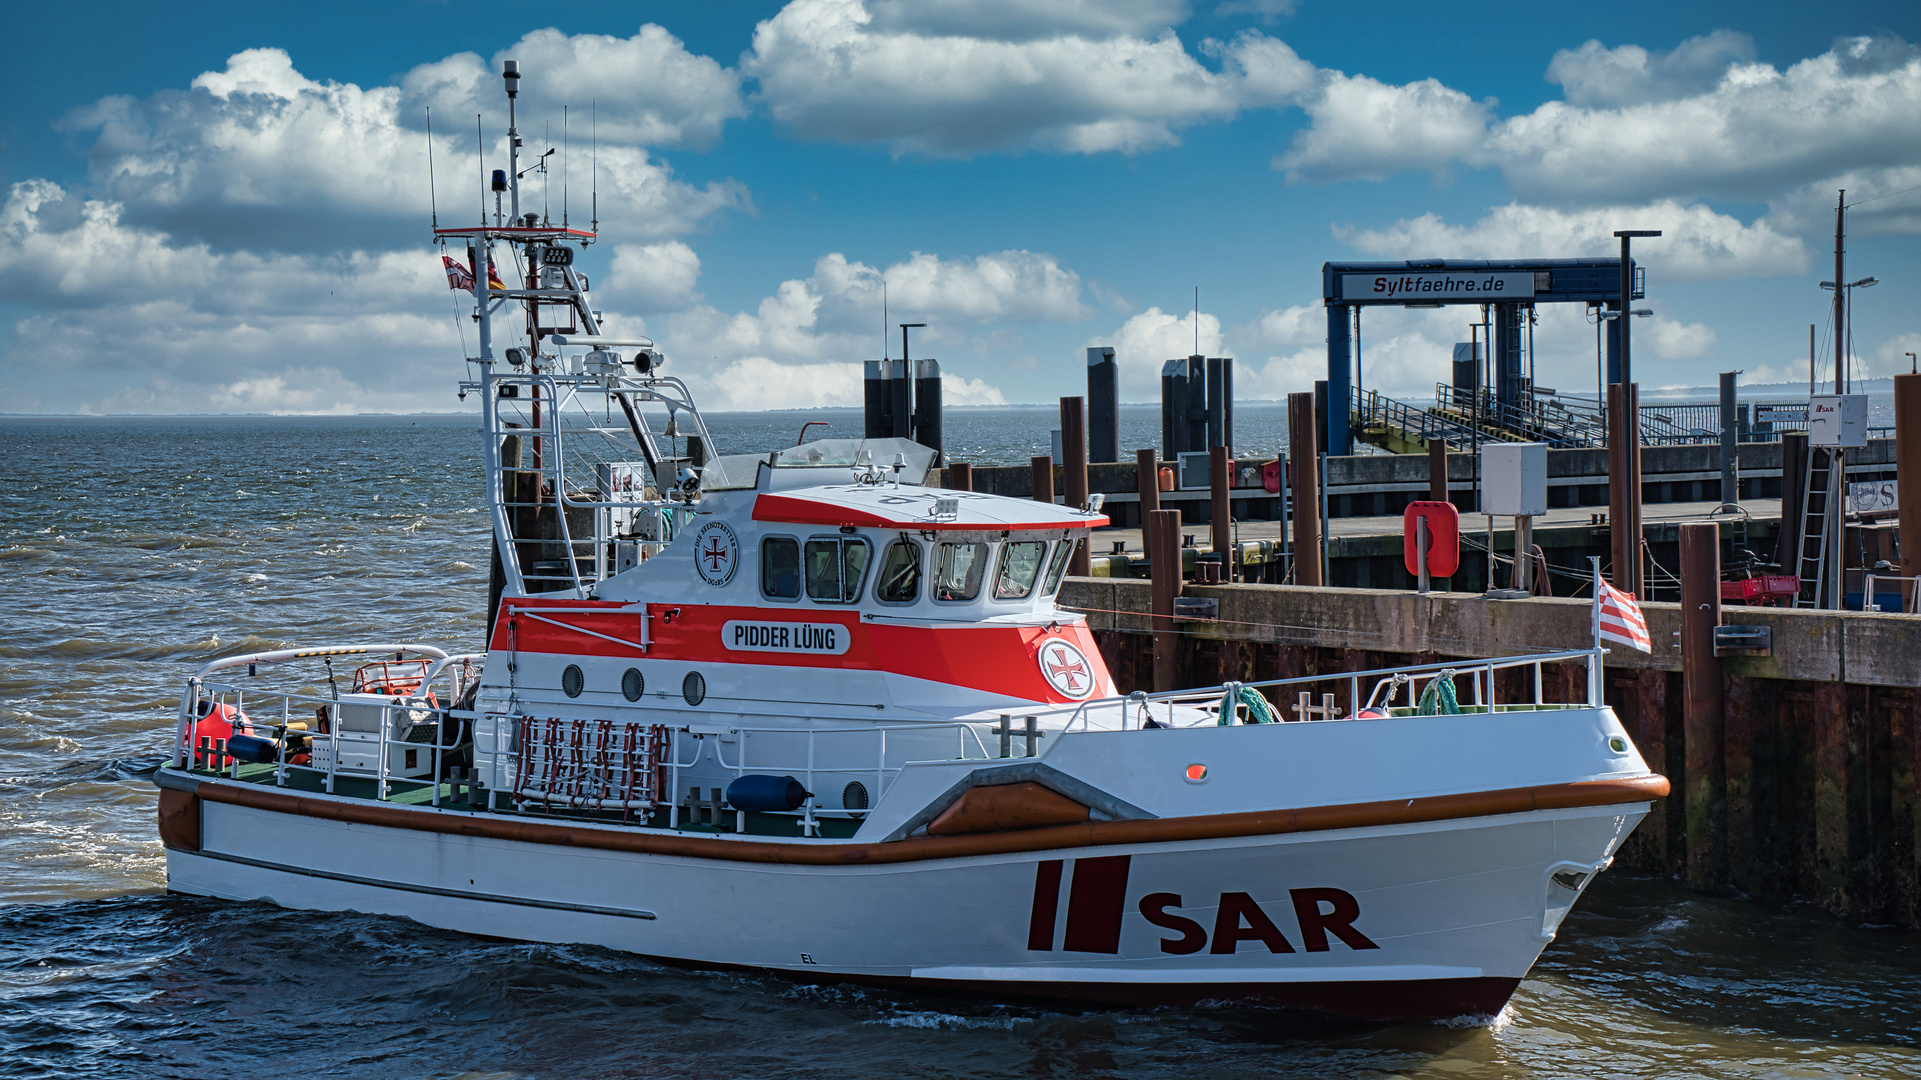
{"left": 1403, "top": 501, "right": 1461, "bottom": 578}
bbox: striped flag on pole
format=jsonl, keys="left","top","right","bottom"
{"left": 1596, "top": 580, "right": 1652, "bottom": 653}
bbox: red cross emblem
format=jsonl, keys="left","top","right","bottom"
{"left": 692, "top": 521, "right": 739, "bottom": 586}
{"left": 702, "top": 535, "right": 731, "bottom": 572}
{"left": 1038, "top": 640, "right": 1094, "bottom": 699}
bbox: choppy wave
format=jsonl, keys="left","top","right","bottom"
{"left": 1, "top": 414, "right": 1918, "bottom": 1080}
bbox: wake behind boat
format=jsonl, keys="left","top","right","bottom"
{"left": 152, "top": 60, "right": 1668, "bottom": 1023}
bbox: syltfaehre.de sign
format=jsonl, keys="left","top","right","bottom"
{"left": 721, "top": 620, "right": 850, "bottom": 655}
{"left": 1341, "top": 272, "right": 1535, "bottom": 301}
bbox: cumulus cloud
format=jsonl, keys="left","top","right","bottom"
{"left": 66, "top": 46, "right": 749, "bottom": 253}
{"left": 399, "top": 25, "right": 746, "bottom": 149}
{"left": 650, "top": 247, "right": 1080, "bottom": 408}
{"left": 1546, "top": 30, "right": 1756, "bottom": 107}
{"left": 1491, "top": 35, "right": 1921, "bottom": 206}
{"left": 1336, "top": 200, "right": 1808, "bottom": 280}
{"left": 744, "top": 1, "right": 1313, "bottom": 155}
{"left": 1766, "top": 165, "right": 1921, "bottom": 239}
{"left": 1273, "top": 34, "right": 1921, "bottom": 223}
{"left": 1275, "top": 73, "right": 1493, "bottom": 182}
{"left": 0, "top": 181, "right": 468, "bottom": 413}
{"left": 1088, "top": 306, "right": 1222, "bottom": 399}
{"left": 865, "top": 0, "right": 1189, "bottom": 42}
{"left": 605, "top": 241, "right": 703, "bottom": 310}
{"left": 1236, "top": 303, "right": 1322, "bottom": 351}
{"left": 1215, "top": 0, "right": 1299, "bottom": 24}
{"left": 1643, "top": 314, "right": 1716, "bottom": 361}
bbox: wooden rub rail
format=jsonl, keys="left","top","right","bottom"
{"left": 163, "top": 773, "right": 1668, "bottom": 866}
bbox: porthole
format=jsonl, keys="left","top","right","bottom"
{"left": 622, "top": 668, "right": 645, "bottom": 702}
{"left": 561, "top": 664, "right": 584, "bottom": 698}
{"left": 842, "top": 780, "right": 870, "bottom": 810}
{"left": 682, "top": 671, "right": 706, "bottom": 706}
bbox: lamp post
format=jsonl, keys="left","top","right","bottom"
{"left": 1610, "top": 229, "right": 1659, "bottom": 598}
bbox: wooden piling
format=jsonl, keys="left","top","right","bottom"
{"left": 1136, "top": 448, "right": 1160, "bottom": 559}
{"left": 1062, "top": 397, "right": 1091, "bottom": 576}
{"left": 1288, "top": 392, "right": 1322, "bottom": 586}
{"left": 1428, "top": 440, "right": 1448, "bottom": 504}
{"left": 1897, "top": 373, "right": 1921, "bottom": 606}
{"left": 1149, "top": 509, "right": 1182, "bottom": 692}
{"left": 1680, "top": 521, "right": 1727, "bottom": 891}
{"left": 1030, "top": 455, "right": 1053, "bottom": 505}
{"left": 947, "top": 462, "right": 972, "bottom": 492}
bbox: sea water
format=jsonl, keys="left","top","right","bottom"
{"left": 1, "top": 414, "right": 1916, "bottom": 1079}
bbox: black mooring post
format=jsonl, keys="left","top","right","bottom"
{"left": 862, "top": 360, "right": 889, "bottom": 439}
{"left": 1087, "top": 347, "right": 1119, "bottom": 463}
{"left": 912, "top": 358, "right": 942, "bottom": 453}
{"left": 887, "top": 359, "right": 912, "bottom": 440}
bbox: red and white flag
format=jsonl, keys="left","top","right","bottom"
{"left": 442, "top": 254, "right": 475, "bottom": 291}
{"left": 1596, "top": 580, "right": 1651, "bottom": 653}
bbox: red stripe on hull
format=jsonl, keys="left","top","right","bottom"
{"left": 490, "top": 599, "right": 1115, "bottom": 704}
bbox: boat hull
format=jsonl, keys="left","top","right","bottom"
{"left": 162, "top": 779, "right": 1645, "bottom": 1021}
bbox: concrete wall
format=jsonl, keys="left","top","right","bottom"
{"left": 1060, "top": 577, "right": 1921, "bottom": 927}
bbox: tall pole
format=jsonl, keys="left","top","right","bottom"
{"left": 1061, "top": 397, "right": 1090, "bottom": 577}
{"left": 1680, "top": 521, "right": 1727, "bottom": 891}
{"left": 1136, "top": 448, "right": 1160, "bottom": 561}
{"left": 1288, "top": 392, "right": 1323, "bottom": 586}
{"left": 1897, "top": 371, "right": 1921, "bottom": 610}
{"left": 1149, "top": 509, "right": 1183, "bottom": 692}
{"left": 1835, "top": 190, "right": 1847, "bottom": 394}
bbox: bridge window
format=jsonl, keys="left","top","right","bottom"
{"left": 875, "top": 539, "right": 922, "bottom": 603}
{"left": 761, "top": 537, "right": 800, "bottom": 600}
{"left": 804, "top": 537, "right": 870, "bottom": 603}
{"left": 1041, "top": 539, "right": 1075, "bottom": 596}
{"left": 932, "top": 541, "right": 989, "bottom": 602}
{"left": 993, "top": 540, "right": 1048, "bottom": 600}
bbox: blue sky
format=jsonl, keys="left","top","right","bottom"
{"left": 3, "top": 0, "right": 1917, "bottom": 414}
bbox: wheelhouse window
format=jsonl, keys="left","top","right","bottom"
{"left": 1041, "top": 538, "right": 1075, "bottom": 595}
{"left": 875, "top": 539, "right": 922, "bottom": 603}
{"left": 933, "top": 541, "right": 990, "bottom": 602}
{"left": 804, "top": 537, "right": 871, "bottom": 603}
{"left": 761, "top": 537, "right": 800, "bottom": 600}
{"left": 993, "top": 540, "right": 1049, "bottom": 600}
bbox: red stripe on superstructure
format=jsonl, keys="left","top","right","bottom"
{"left": 489, "top": 599, "right": 1117, "bottom": 703}
{"left": 751, "top": 493, "right": 1106, "bottom": 531}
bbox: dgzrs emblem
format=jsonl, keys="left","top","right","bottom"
{"left": 1037, "top": 638, "right": 1095, "bottom": 699}
{"left": 692, "top": 520, "right": 739, "bottom": 586}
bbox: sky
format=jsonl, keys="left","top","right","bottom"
{"left": 2, "top": 0, "right": 1918, "bottom": 415}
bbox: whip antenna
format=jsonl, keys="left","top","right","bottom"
{"left": 425, "top": 107, "right": 439, "bottom": 232}
{"left": 590, "top": 99, "right": 597, "bottom": 236}
{"left": 562, "top": 104, "right": 568, "bottom": 227}
{"left": 476, "top": 114, "right": 485, "bottom": 225}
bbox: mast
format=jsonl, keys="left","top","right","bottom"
{"left": 505, "top": 61, "right": 522, "bottom": 224}
{"left": 1834, "top": 190, "right": 1845, "bottom": 394}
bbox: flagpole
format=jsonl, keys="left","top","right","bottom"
{"left": 1588, "top": 556, "right": 1604, "bottom": 706}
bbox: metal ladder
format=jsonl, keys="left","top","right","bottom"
{"left": 1795, "top": 447, "right": 1839, "bottom": 607}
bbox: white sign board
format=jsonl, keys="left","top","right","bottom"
{"left": 1808, "top": 394, "right": 1868, "bottom": 448}
{"left": 596, "top": 462, "right": 651, "bottom": 537}
{"left": 1481, "top": 442, "right": 1549, "bottom": 517}
{"left": 1849, "top": 480, "right": 1897, "bottom": 514}
{"left": 1342, "top": 272, "right": 1535, "bottom": 303}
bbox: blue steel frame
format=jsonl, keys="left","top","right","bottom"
{"left": 1320, "top": 258, "right": 1642, "bottom": 456}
